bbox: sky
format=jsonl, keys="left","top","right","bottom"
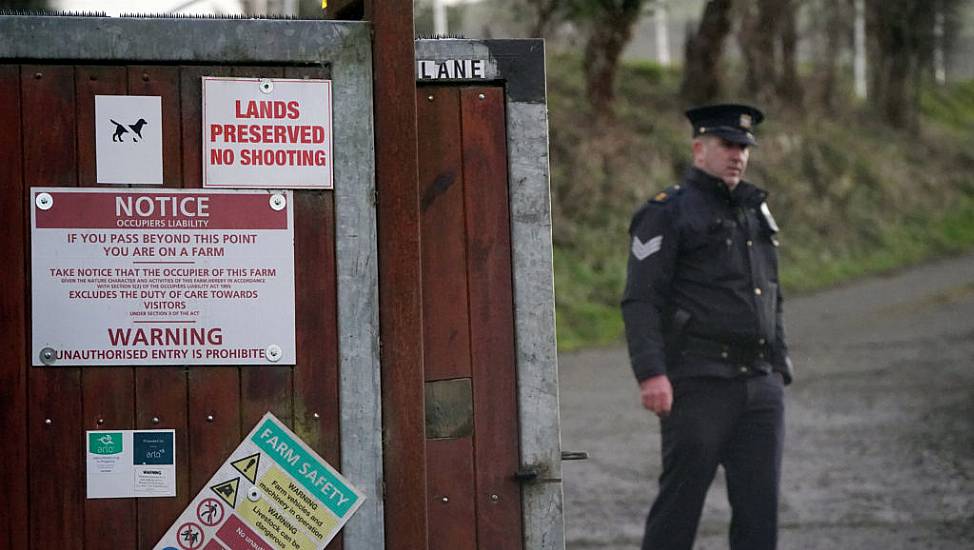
{"left": 55, "top": 0, "right": 246, "bottom": 16}
{"left": 55, "top": 0, "right": 473, "bottom": 17}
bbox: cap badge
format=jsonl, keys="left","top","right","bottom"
{"left": 740, "top": 113, "right": 752, "bottom": 129}
{"left": 654, "top": 191, "right": 668, "bottom": 202}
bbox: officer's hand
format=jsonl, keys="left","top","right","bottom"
{"left": 639, "top": 374, "right": 673, "bottom": 417}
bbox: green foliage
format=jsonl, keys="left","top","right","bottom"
{"left": 549, "top": 55, "right": 974, "bottom": 350}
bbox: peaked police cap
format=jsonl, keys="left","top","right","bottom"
{"left": 685, "top": 103, "right": 765, "bottom": 146}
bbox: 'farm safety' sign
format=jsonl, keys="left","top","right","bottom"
{"left": 203, "top": 77, "right": 333, "bottom": 189}
{"left": 154, "top": 412, "right": 365, "bottom": 550}
{"left": 30, "top": 188, "right": 296, "bottom": 366}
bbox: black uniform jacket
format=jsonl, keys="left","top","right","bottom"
{"left": 622, "top": 167, "right": 793, "bottom": 384}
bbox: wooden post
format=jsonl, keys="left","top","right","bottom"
{"left": 367, "top": 1, "right": 429, "bottom": 549}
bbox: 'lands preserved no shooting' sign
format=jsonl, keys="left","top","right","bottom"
{"left": 203, "top": 77, "right": 333, "bottom": 189}
{"left": 31, "top": 188, "right": 296, "bottom": 366}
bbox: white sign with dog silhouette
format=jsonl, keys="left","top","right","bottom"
{"left": 95, "top": 95, "right": 163, "bottom": 185}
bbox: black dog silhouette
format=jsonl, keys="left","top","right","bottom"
{"left": 110, "top": 119, "right": 128, "bottom": 142}
{"left": 129, "top": 118, "right": 148, "bottom": 141}
{"left": 110, "top": 118, "right": 149, "bottom": 142}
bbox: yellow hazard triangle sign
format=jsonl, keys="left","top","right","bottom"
{"left": 210, "top": 477, "right": 239, "bottom": 509}
{"left": 231, "top": 452, "right": 261, "bottom": 484}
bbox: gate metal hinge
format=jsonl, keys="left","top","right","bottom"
{"left": 561, "top": 450, "right": 589, "bottom": 461}
{"left": 515, "top": 451, "right": 588, "bottom": 483}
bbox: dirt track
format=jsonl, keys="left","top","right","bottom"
{"left": 559, "top": 252, "right": 974, "bottom": 549}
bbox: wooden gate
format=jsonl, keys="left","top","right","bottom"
{"left": 0, "top": 61, "right": 341, "bottom": 550}
{"left": 418, "top": 85, "right": 523, "bottom": 549}
{"left": 0, "top": 16, "right": 380, "bottom": 550}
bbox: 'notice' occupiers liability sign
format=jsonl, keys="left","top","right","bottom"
{"left": 31, "top": 188, "right": 296, "bottom": 366}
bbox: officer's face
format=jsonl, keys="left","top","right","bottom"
{"left": 693, "top": 136, "right": 750, "bottom": 187}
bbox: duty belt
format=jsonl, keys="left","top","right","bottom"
{"left": 682, "top": 335, "right": 772, "bottom": 371}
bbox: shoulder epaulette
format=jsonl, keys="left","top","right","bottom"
{"left": 650, "top": 184, "right": 683, "bottom": 204}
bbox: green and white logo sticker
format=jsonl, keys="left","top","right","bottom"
{"left": 89, "top": 432, "right": 123, "bottom": 455}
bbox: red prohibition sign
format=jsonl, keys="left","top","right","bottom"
{"left": 196, "top": 497, "right": 225, "bottom": 527}
{"left": 177, "top": 521, "right": 205, "bottom": 550}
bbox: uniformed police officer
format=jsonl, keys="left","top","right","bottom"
{"left": 622, "top": 103, "right": 794, "bottom": 550}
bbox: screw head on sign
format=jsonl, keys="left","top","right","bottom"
{"left": 266, "top": 344, "right": 282, "bottom": 363}
{"left": 248, "top": 487, "right": 260, "bottom": 502}
{"left": 441, "top": 496, "right": 449, "bottom": 503}
{"left": 152, "top": 416, "right": 160, "bottom": 424}
{"left": 478, "top": 93, "right": 486, "bottom": 100}
{"left": 39, "top": 347, "right": 56, "bottom": 365}
{"left": 269, "top": 193, "right": 286, "bottom": 211}
{"left": 36, "top": 193, "right": 54, "bottom": 211}
{"left": 259, "top": 79, "right": 274, "bottom": 94}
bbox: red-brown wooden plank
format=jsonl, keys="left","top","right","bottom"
{"left": 129, "top": 66, "right": 182, "bottom": 188}
{"left": 0, "top": 63, "right": 28, "bottom": 550}
{"left": 179, "top": 65, "right": 243, "bottom": 498}
{"left": 230, "top": 66, "right": 294, "bottom": 434}
{"left": 74, "top": 64, "right": 140, "bottom": 549}
{"left": 418, "top": 86, "right": 472, "bottom": 382}
{"left": 282, "top": 65, "right": 343, "bottom": 550}
{"left": 129, "top": 65, "right": 191, "bottom": 549}
{"left": 368, "top": 1, "right": 429, "bottom": 546}
{"left": 460, "top": 87, "right": 523, "bottom": 548}
{"left": 82, "top": 367, "right": 137, "bottom": 548}
{"left": 76, "top": 65, "right": 127, "bottom": 187}
{"left": 135, "top": 368, "right": 189, "bottom": 549}
{"left": 180, "top": 66, "right": 231, "bottom": 189}
{"left": 284, "top": 65, "right": 341, "bottom": 465}
{"left": 290, "top": 189, "right": 340, "bottom": 459}
{"left": 22, "top": 64, "right": 85, "bottom": 550}
{"left": 232, "top": 67, "right": 300, "bottom": 434}
{"left": 426, "top": 437, "right": 477, "bottom": 550}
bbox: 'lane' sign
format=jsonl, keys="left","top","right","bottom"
{"left": 418, "top": 59, "right": 490, "bottom": 81}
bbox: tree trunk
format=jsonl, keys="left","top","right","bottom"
{"left": 527, "top": 0, "right": 563, "bottom": 38}
{"left": 811, "top": 0, "right": 847, "bottom": 109}
{"left": 583, "top": 2, "right": 644, "bottom": 121}
{"left": 654, "top": 0, "right": 671, "bottom": 66}
{"left": 776, "top": 0, "right": 803, "bottom": 106}
{"left": 736, "top": 0, "right": 777, "bottom": 103}
{"left": 680, "top": 0, "right": 734, "bottom": 105}
{"left": 868, "top": 0, "right": 933, "bottom": 129}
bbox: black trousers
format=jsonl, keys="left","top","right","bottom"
{"left": 642, "top": 373, "right": 785, "bottom": 550}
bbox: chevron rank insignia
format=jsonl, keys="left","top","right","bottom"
{"left": 632, "top": 235, "right": 663, "bottom": 260}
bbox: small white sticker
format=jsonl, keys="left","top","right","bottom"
{"left": 632, "top": 235, "right": 663, "bottom": 260}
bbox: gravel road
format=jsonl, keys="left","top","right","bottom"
{"left": 559, "top": 252, "right": 974, "bottom": 549}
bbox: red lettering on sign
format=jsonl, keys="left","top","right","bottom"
{"left": 234, "top": 100, "right": 299, "bottom": 120}
{"left": 107, "top": 327, "right": 223, "bottom": 346}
